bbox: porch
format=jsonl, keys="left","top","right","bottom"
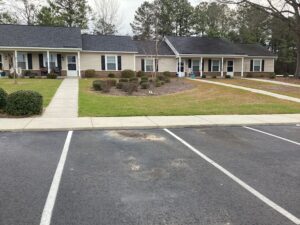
{"left": 0, "top": 50, "right": 81, "bottom": 77}
{"left": 176, "top": 56, "right": 245, "bottom": 78}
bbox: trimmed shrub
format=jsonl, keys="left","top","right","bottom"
{"left": 141, "top": 76, "right": 148, "bottom": 82}
{"left": 122, "top": 82, "right": 138, "bottom": 94}
{"left": 93, "top": 80, "right": 103, "bottom": 91}
{"left": 136, "top": 71, "right": 145, "bottom": 78}
{"left": 23, "top": 70, "right": 32, "bottom": 77}
{"left": 246, "top": 73, "right": 253, "bottom": 78}
{"left": 116, "top": 82, "right": 124, "bottom": 89}
{"left": 269, "top": 73, "right": 276, "bottom": 79}
{"left": 108, "top": 73, "right": 115, "bottom": 78}
{"left": 47, "top": 73, "right": 57, "bottom": 79}
{"left": 107, "top": 79, "right": 117, "bottom": 87}
{"left": 211, "top": 75, "right": 216, "bottom": 79}
{"left": 164, "top": 76, "right": 171, "bottom": 83}
{"left": 119, "top": 78, "right": 129, "bottom": 83}
{"left": 121, "top": 70, "right": 135, "bottom": 78}
{"left": 140, "top": 82, "right": 150, "bottom": 89}
{"left": 157, "top": 74, "right": 165, "bottom": 81}
{"left": 155, "top": 80, "right": 162, "bottom": 87}
{"left": 29, "top": 73, "right": 36, "bottom": 79}
{"left": 0, "top": 88, "right": 8, "bottom": 110}
{"left": 225, "top": 75, "right": 231, "bottom": 79}
{"left": 129, "top": 77, "right": 139, "bottom": 83}
{"left": 6, "top": 90, "right": 43, "bottom": 116}
{"left": 163, "top": 71, "right": 171, "bottom": 77}
{"left": 100, "top": 82, "right": 111, "bottom": 93}
{"left": 8, "top": 73, "right": 14, "bottom": 79}
{"left": 85, "top": 69, "right": 96, "bottom": 78}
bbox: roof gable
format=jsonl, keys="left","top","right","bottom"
{"left": 82, "top": 34, "right": 138, "bottom": 52}
{"left": 134, "top": 40, "right": 175, "bottom": 55}
{"left": 236, "top": 44, "right": 276, "bottom": 57}
{"left": 0, "top": 24, "right": 82, "bottom": 49}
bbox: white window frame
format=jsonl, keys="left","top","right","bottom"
{"left": 17, "top": 52, "right": 28, "bottom": 70}
{"left": 253, "top": 59, "right": 262, "bottom": 72}
{"left": 43, "top": 53, "right": 58, "bottom": 68}
{"left": 192, "top": 59, "right": 200, "bottom": 72}
{"left": 105, "top": 55, "right": 118, "bottom": 71}
{"left": 211, "top": 59, "right": 220, "bottom": 72}
{"left": 145, "top": 58, "right": 154, "bottom": 72}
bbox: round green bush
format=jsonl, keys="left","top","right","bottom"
{"left": 108, "top": 73, "right": 115, "bottom": 78}
{"left": 121, "top": 70, "right": 135, "bottom": 78}
{"left": 47, "top": 73, "right": 57, "bottom": 79}
{"left": 129, "top": 77, "right": 139, "bottom": 83}
{"left": 163, "top": 71, "right": 171, "bottom": 77}
{"left": 119, "top": 78, "right": 129, "bottom": 83}
{"left": 141, "top": 76, "right": 148, "bottom": 82}
{"left": 0, "top": 88, "right": 8, "bottom": 110}
{"left": 140, "top": 82, "right": 150, "bottom": 89}
{"left": 93, "top": 80, "right": 103, "bottom": 91}
{"left": 107, "top": 79, "right": 117, "bottom": 87}
{"left": 6, "top": 91, "right": 43, "bottom": 116}
{"left": 85, "top": 69, "right": 96, "bottom": 78}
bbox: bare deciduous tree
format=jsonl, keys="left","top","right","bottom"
{"left": 93, "top": 0, "right": 120, "bottom": 35}
{"left": 219, "top": 0, "right": 300, "bottom": 77}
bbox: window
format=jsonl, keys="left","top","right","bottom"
{"left": 0, "top": 54, "right": 2, "bottom": 70}
{"left": 253, "top": 59, "right": 261, "bottom": 72}
{"left": 106, "top": 56, "right": 117, "bottom": 71}
{"left": 17, "top": 53, "right": 27, "bottom": 70}
{"left": 212, "top": 60, "right": 220, "bottom": 72}
{"left": 145, "top": 59, "right": 154, "bottom": 72}
{"left": 43, "top": 53, "right": 58, "bottom": 69}
{"left": 192, "top": 60, "right": 200, "bottom": 72}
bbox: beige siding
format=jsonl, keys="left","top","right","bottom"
{"left": 80, "top": 52, "right": 135, "bottom": 71}
{"left": 136, "top": 56, "right": 177, "bottom": 72}
{"left": 264, "top": 58, "right": 274, "bottom": 72}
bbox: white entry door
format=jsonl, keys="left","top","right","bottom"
{"left": 67, "top": 55, "right": 78, "bottom": 77}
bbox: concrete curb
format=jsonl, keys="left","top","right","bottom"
{"left": 0, "top": 114, "right": 299, "bottom": 132}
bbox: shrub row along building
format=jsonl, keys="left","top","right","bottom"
{"left": 0, "top": 24, "right": 276, "bottom": 78}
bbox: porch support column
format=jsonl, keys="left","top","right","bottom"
{"left": 221, "top": 57, "right": 224, "bottom": 77}
{"left": 241, "top": 57, "right": 244, "bottom": 77}
{"left": 77, "top": 51, "right": 81, "bottom": 77}
{"left": 178, "top": 57, "right": 182, "bottom": 77}
{"left": 200, "top": 57, "right": 203, "bottom": 77}
{"left": 47, "top": 50, "right": 50, "bottom": 74}
{"left": 14, "top": 50, "right": 18, "bottom": 70}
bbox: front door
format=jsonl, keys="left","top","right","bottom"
{"left": 67, "top": 55, "right": 77, "bottom": 77}
{"left": 227, "top": 60, "right": 234, "bottom": 77}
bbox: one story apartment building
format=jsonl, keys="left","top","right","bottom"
{"left": 0, "top": 24, "right": 276, "bottom": 78}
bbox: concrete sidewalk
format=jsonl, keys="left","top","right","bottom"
{"left": 42, "top": 78, "right": 78, "bottom": 118}
{"left": 0, "top": 114, "right": 299, "bottom": 131}
{"left": 244, "top": 78, "right": 300, "bottom": 88}
{"left": 191, "top": 78, "right": 300, "bottom": 103}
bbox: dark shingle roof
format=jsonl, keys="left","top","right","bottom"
{"left": 236, "top": 44, "right": 276, "bottom": 57}
{"left": 134, "top": 40, "right": 175, "bottom": 55}
{"left": 82, "top": 34, "right": 138, "bottom": 52}
{"left": 166, "top": 36, "right": 245, "bottom": 55}
{"left": 0, "top": 24, "right": 82, "bottom": 49}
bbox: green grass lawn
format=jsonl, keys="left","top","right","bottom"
{"left": 0, "top": 78, "right": 62, "bottom": 107}
{"left": 216, "top": 78, "right": 300, "bottom": 99}
{"left": 79, "top": 79, "right": 300, "bottom": 117}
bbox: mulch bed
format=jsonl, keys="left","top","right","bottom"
{"left": 92, "top": 78, "right": 196, "bottom": 96}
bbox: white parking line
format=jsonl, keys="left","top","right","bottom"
{"left": 40, "top": 131, "right": 73, "bottom": 225}
{"left": 164, "top": 128, "right": 300, "bottom": 225}
{"left": 244, "top": 126, "right": 300, "bottom": 146}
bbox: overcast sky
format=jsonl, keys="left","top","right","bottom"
{"left": 89, "top": 0, "right": 201, "bottom": 35}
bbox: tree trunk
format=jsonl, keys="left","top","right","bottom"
{"left": 295, "top": 36, "right": 300, "bottom": 78}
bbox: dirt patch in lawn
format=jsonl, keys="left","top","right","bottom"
{"left": 91, "top": 78, "right": 196, "bottom": 96}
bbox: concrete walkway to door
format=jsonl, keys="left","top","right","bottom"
{"left": 42, "top": 78, "right": 78, "bottom": 118}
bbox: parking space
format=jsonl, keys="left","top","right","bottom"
{"left": 0, "top": 131, "right": 67, "bottom": 225}
{"left": 0, "top": 125, "right": 299, "bottom": 225}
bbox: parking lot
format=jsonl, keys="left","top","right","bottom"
{"left": 0, "top": 125, "right": 300, "bottom": 225}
